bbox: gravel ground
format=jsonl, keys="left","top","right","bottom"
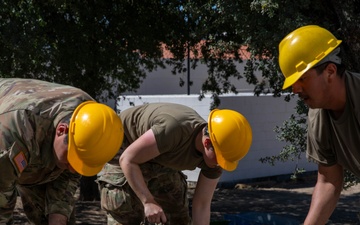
{"left": 13, "top": 174, "right": 360, "bottom": 225}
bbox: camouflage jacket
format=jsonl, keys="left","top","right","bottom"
{"left": 0, "top": 78, "right": 94, "bottom": 218}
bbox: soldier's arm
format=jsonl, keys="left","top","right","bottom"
{"left": 46, "top": 170, "right": 81, "bottom": 224}
{"left": 119, "top": 129, "right": 167, "bottom": 224}
{"left": 191, "top": 172, "right": 219, "bottom": 225}
{"left": 304, "top": 163, "right": 343, "bottom": 225}
{"left": 0, "top": 153, "right": 19, "bottom": 223}
{"left": 0, "top": 112, "right": 30, "bottom": 223}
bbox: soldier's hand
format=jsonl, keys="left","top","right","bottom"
{"left": 144, "top": 202, "right": 167, "bottom": 224}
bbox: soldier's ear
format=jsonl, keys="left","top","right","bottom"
{"left": 57, "top": 123, "right": 69, "bottom": 136}
{"left": 204, "top": 138, "right": 214, "bottom": 151}
{"left": 326, "top": 63, "right": 337, "bottom": 79}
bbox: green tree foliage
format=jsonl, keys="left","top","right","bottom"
{"left": 1, "top": 0, "right": 359, "bottom": 100}
{"left": 0, "top": 0, "right": 183, "bottom": 100}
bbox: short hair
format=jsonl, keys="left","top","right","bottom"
{"left": 203, "top": 125, "right": 210, "bottom": 137}
{"left": 60, "top": 114, "right": 72, "bottom": 124}
{"left": 313, "top": 62, "right": 345, "bottom": 77}
{"left": 313, "top": 47, "right": 345, "bottom": 77}
{"left": 203, "top": 125, "right": 214, "bottom": 151}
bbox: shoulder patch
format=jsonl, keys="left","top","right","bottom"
{"left": 13, "top": 151, "right": 28, "bottom": 173}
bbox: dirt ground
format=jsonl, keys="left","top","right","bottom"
{"left": 13, "top": 174, "right": 360, "bottom": 225}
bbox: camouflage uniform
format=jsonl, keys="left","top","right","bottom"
{"left": 98, "top": 163, "right": 190, "bottom": 225}
{"left": 0, "top": 78, "right": 93, "bottom": 224}
{"left": 97, "top": 103, "right": 222, "bottom": 225}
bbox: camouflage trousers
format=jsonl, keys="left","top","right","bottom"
{"left": 97, "top": 163, "right": 191, "bottom": 225}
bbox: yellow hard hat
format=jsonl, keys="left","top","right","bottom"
{"left": 208, "top": 109, "right": 252, "bottom": 171}
{"left": 279, "top": 25, "right": 342, "bottom": 89}
{"left": 67, "top": 101, "right": 124, "bottom": 176}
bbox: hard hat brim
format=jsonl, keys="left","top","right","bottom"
{"left": 68, "top": 147, "right": 104, "bottom": 176}
{"left": 216, "top": 154, "right": 239, "bottom": 171}
{"left": 282, "top": 73, "right": 304, "bottom": 90}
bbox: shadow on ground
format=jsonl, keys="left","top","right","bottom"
{"left": 210, "top": 187, "right": 360, "bottom": 225}
{"left": 14, "top": 175, "right": 360, "bottom": 225}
